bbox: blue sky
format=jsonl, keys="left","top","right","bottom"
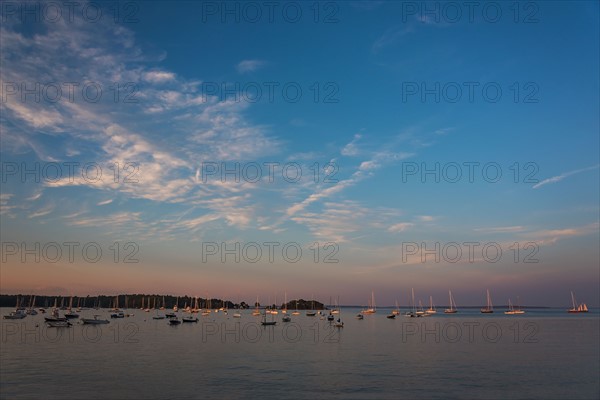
{"left": 1, "top": 1, "right": 598, "bottom": 307}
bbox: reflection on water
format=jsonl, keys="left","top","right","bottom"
{"left": 1, "top": 308, "right": 598, "bottom": 399}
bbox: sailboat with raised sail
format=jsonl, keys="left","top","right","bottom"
{"left": 261, "top": 306, "right": 277, "bottom": 326}
{"left": 481, "top": 289, "right": 494, "bottom": 313}
{"left": 568, "top": 291, "right": 589, "bottom": 313}
{"left": 404, "top": 288, "right": 420, "bottom": 318}
{"left": 306, "top": 297, "right": 317, "bottom": 316}
{"left": 282, "top": 292, "right": 291, "bottom": 322}
{"left": 425, "top": 296, "right": 437, "bottom": 314}
{"left": 444, "top": 290, "right": 458, "bottom": 314}
{"left": 392, "top": 300, "right": 400, "bottom": 315}
{"left": 505, "top": 298, "right": 525, "bottom": 315}
{"left": 334, "top": 296, "right": 344, "bottom": 327}
{"left": 252, "top": 296, "right": 261, "bottom": 316}
{"left": 363, "top": 291, "right": 376, "bottom": 314}
{"left": 292, "top": 300, "right": 300, "bottom": 316}
{"left": 513, "top": 296, "right": 525, "bottom": 314}
{"left": 282, "top": 292, "right": 288, "bottom": 314}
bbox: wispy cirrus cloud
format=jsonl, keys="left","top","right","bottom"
{"left": 532, "top": 165, "right": 599, "bottom": 189}
{"left": 388, "top": 222, "right": 414, "bottom": 232}
{"left": 474, "top": 226, "right": 525, "bottom": 234}
{"left": 28, "top": 207, "right": 54, "bottom": 219}
{"left": 0, "top": 13, "right": 281, "bottom": 236}
{"left": 372, "top": 26, "right": 414, "bottom": 53}
{"left": 523, "top": 223, "right": 599, "bottom": 246}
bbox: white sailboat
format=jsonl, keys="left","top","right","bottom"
{"left": 306, "top": 297, "right": 317, "bottom": 316}
{"left": 392, "top": 300, "right": 400, "bottom": 315}
{"left": 481, "top": 289, "right": 494, "bottom": 313}
{"left": 292, "top": 300, "right": 300, "bottom": 316}
{"left": 444, "top": 290, "right": 458, "bottom": 314}
{"left": 505, "top": 299, "right": 517, "bottom": 315}
{"left": 261, "top": 307, "right": 277, "bottom": 326}
{"left": 568, "top": 291, "right": 588, "bottom": 313}
{"left": 362, "top": 291, "right": 376, "bottom": 314}
{"left": 416, "top": 300, "right": 427, "bottom": 316}
{"left": 404, "top": 288, "right": 421, "bottom": 318}
{"left": 252, "top": 296, "right": 261, "bottom": 316}
{"left": 334, "top": 297, "right": 344, "bottom": 327}
{"left": 513, "top": 296, "right": 525, "bottom": 314}
{"left": 425, "top": 296, "right": 437, "bottom": 314}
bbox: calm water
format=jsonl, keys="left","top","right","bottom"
{"left": 1, "top": 307, "right": 598, "bottom": 399}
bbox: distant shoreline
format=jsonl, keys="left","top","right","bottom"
{"left": 0, "top": 294, "right": 583, "bottom": 309}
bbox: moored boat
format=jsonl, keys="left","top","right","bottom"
{"left": 481, "top": 289, "right": 494, "bottom": 313}
{"left": 81, "top": 315, "right": 109, "bottom": 324}
{"left": 444, "top": 290, "right": 458, "bottom": 314}
{"left": 46, "top": 320, "right": 72, "bottom": 328}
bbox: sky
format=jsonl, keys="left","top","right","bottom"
{"left": 0, "top": 1, "right": 598, "bottom": 307}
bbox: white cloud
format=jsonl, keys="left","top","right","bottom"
{"left": 474, "top": 226, "right": 525, "bottom": 233}
{"left": 533, "top": 165, "right": 599, "bottom": 189}
{"left": 341, "top": 134, "right": 362, "bottom": 156}
{"left": 143, "top": 71, "right": 176, "bottom": 83}
{"left": 28, "top": 207, "right": 53, "bottom": 219}
{"left": 236, "top": 59, "right": 267, "bottom": 73}
{"left": 388, "top": 222, "right": 414, "bottom": 232}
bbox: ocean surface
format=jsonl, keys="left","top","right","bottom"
{"left": 1, "top": 307, "right": 598, "bottom": 399}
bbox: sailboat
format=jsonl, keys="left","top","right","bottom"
{"left": 153, "top": 298, "right": 166, "bottom": 319}
{"left": 392, "top": 300, "right": 400, "bottom": 315}
{"left": 261, "top": 307, "right": 277, "bottom": 326}
{"left": 327, "top": 296, "right": 335, "bottom": 321}
{"left": 505, "top": 299, "right": 517, "bottom": 315}
{"left": 416, "top": 300, "right": 427, "bottom": 316}
{"left": 192, "top": 297, "right": 200, "bottom": 313}
{"left": 292, "top": 300, "right": 300, "bottom": 316}
{"left": 362, "top": 291, "right": 376, "bottom": 314}
{"left": 82, "top": 315, "right": 109, "bottom": 324}
{"left": 44, "top": 305, "right": 66, "bottom": 322}
{"left": 513, "top": 296, "right": 525, "bottom": 314}
{"left": 425, "top": 296, "right": 437, "bottom": 314}
{"left": 282, "top": 292, "right": 289, "bottom": 314}
{"left": 333, "top": 297, "right": 344, "bottom": 327}
{"left": 306, "top": 298, "right": 317, "bottom": 316}
{"left": 46, "top": 320, "right": 72, "bottom": 328}
{"left": 404, "top": 288, "right": 421, "bottom": 318}
{"left": 252, "top": 296, "right": 261, "bottom": 316}
{"left": 65, "top": 296, "right": 79, "bottom": 319}
{"left": 444, "top": 290, "right": 458, "bottom": 314}
{"left": 481, "top": 289, "right": 494, "bottom": 313}
{"left": 270, "top": 295, "right": 278, "bottom": 314}
{"left": 26, "top": 296, "right": 38, "bottom": 315}
{"left": 331, "top": 295, "right": 340, "bottom": 314}
{"left": 182, "top": 315, "right": 199, "bottom": 322}
{"left": 4, "top": 296, "right": 27, "bottom": 319}
{"left": 568, "top": 291, "right": 589, "bottom": 313}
